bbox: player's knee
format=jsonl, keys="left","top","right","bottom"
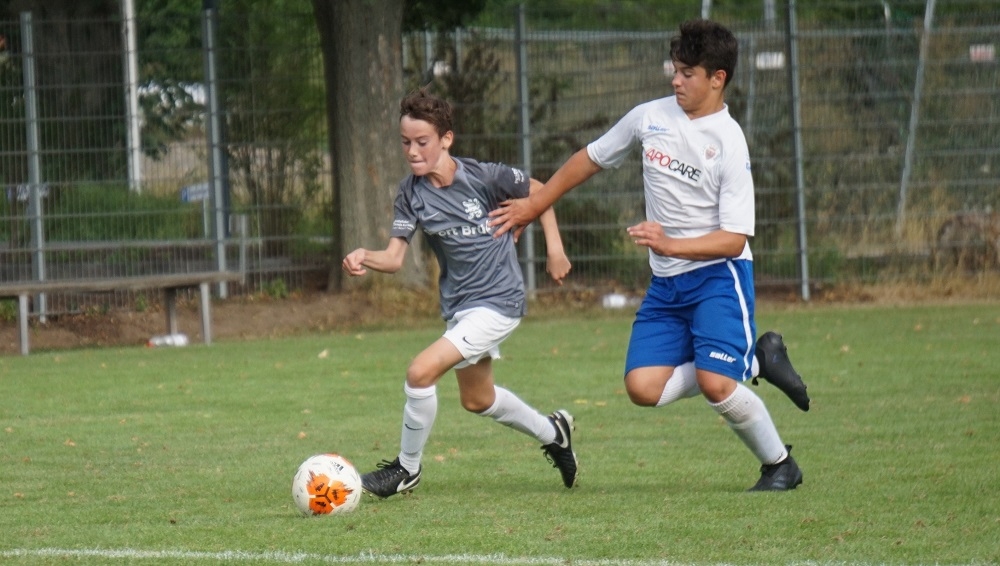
{"left": 697, "top": 375, "right": 736, "bottom": 403}
{"left": 625, "top": 383, "right": 659, "bottom": 406}
{"left": 624, "top": 372, "right": 662, "bottom": 406}
{"left": 405, "top": 362, "right": 437, "bottom": 388}
{"left": 459, "top": 388, "right": 494, "bottom": 413}
{"left": 462, "top": 397, "right": 491, "bottom": 413}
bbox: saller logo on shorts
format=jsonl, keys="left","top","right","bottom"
{"left": 710, "top": 351, "right": 736, "bottom": 363}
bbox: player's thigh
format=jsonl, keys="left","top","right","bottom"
{"left": 407, "top": 337, "right": 464, "bottom": 387}
{"left": 443, "top": 307, "right": 520, "bottom": 369}
{"left": 690, "top": 260, "right": 756, "bottom": 382}
{"left": 624, "top": 283, "right": 694, "bottom": 376}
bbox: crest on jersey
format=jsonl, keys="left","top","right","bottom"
{"left": 463, "top": 198, "right": 484, "bottom": 220}
{"left": 704, "top": 144, "right": 719, "bottom": 160}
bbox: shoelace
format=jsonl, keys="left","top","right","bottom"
{"left": 369, "top": 460, "right": 408, "bottom": 480}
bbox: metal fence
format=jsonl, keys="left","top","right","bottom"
{"left": 424, "top": 1, "right": 1000, "bottom": 298}
{"left": 1, "top": 1, "right": 998, "bottom": 319}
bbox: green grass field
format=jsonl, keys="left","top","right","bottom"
{"left": 1, "top": 302, "right": 998, "bottom": 565}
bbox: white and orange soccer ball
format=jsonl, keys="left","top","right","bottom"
{"left": 291, "top": 453, "right": 362, "bottom": 516}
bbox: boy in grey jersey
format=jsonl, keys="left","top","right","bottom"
{"left": 342, "top": 89, "right": 578, "bottom": 498}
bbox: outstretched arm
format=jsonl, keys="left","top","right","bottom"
{"left": 489, "top": 148, "right": 602, "bottom": 238}
{"left": 342, "top": 237, "right": 409, "bottom": 276}
{"left": 530, "top": 179, "right": 572, "bottom": 285}
{"left": 626, "top": 222, "right": 748, "bottom": 260}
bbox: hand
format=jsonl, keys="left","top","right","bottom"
{"left": 342, "top": 249, "right": 368, "bottom": 276}
{"left": 546, "top": 252, "right": 572, "bottom": 286}
{"left": 488, "top": 197, "right": 539, "bottom": 239}
{"left": 626, "top": 221, "right": 670, "bottom": 256}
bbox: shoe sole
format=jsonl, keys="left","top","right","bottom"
{"left": 360, "top": 466, "right": 421, "bottom": 499}
{"left": 361, "top": 480, "right": 419, "bottom": 499}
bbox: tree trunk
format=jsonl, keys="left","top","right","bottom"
{"left": 312, "top": 0, "right": 426, "bottom": 292}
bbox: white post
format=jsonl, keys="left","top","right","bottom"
{"left": 121, "top": 0, "right": 143, "bottom": 192}
{"left": 896, "top": 0, "right": 936, "bottom": 236}
{"left": 515, "top": 4, "right": 536, "bottom": 296}
{"left": 21, "top": 12, "right": 48, "bottom": 319}
{"left": 785, "top": 0, "right": 810, "bottom": 301}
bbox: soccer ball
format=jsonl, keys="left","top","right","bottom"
{"left": 291, "top": 453, "right": 362, "bottom": 516}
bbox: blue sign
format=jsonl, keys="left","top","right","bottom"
{"left": 180, "top": 182, "right": 210, "bottom": 203}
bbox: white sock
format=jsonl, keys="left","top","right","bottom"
{"left": 709, "top": 384, "right": 786, "bottom": 465}
{"left": 656, "top": 362, "right": 701, "bottom": 407}
{"left": 478, "top": 386, "right": 556, "bottom": 445}
{"left": 398, "top": 383, "right": 437, "bottom": 474}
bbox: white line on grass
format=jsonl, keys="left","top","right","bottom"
{"left": 3, "top": 549, "right": 990, "bottom": 566}
{"left": 1, "top": 548, "right": 727, "bottom": 565}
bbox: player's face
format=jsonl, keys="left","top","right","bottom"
{"left": 671, "top": 61, "right": 725, "bottom": 118}
{"left": 400, "top": 115, "right": 453, "bottom": 177}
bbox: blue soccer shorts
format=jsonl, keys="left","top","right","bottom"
{"left": 624, "top": 259, "right": 756, "bottom": 382}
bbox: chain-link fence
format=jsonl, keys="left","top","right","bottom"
{"left": 420, "top": 1, "right": 1000, "bottom": 297}
{"left": 1, "top": 1, "right": 998, "bottom": 319}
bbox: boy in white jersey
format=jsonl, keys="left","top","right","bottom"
{"left": 342, "top": 89, "right": 578, "bottom": 498}
{"left": 489, "top": 20, "right": 807, "bottom": 491}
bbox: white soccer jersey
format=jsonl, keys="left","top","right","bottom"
{"left": 587, "top": 96, "right": 755, "bottom": 277}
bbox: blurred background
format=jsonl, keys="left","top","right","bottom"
{"left": 1, "top": 0, "right": 998, "bottom": 319}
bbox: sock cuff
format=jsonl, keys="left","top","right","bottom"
{"left": 404, "top": 383, "right": 436, "bottom": 399}
{"left": 709, "top": 383, "right": 757, "bottom": 422}
{"left": 477, "top": 386, "right": 507, "bottom": 417}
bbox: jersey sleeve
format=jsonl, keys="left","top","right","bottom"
{"left": 482, "top": 161, "right": 531, "bottom": 201}
{"left": 718, "top": 137, "right": 755, "bottom": 237}
{"left": 586, "top": 104, "right": 644, "bottom": 169}
{"left": 390, "top": 178, "right": 419, "bottom": 242}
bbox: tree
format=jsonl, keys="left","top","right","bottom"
{"left": 0, "top": 0, "right": 125, "bottom": 186}
{"left": 311, "top": 0, "right": 421, "bottom": 292}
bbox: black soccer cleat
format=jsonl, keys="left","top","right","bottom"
{"left": 541, "top": 409, "right": 579, "bottom": 488}
{"left": 360, "top": 457, "right": 421, "bottom": 498}
{"left": 748, "top": 445, "right": 803, "bottom": 492}
{"left": 753, "top": 331, "right": 810, "bottom": 412}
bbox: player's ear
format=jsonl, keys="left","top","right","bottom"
{"left": 711, "top": 68, "right": 727, "bottom": 89}
{"left": 441, "top": 130, "right": 454, "bottom": 150}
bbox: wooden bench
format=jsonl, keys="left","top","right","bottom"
{"left": 0, "top": 271, "right": 243, "bottom": 355}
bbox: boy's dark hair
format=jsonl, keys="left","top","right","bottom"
{"left": 400, "top": 88, "right": 453, "bottom": 136}
{"left": 669, "top": 19, "right": 738, "bottom": 88}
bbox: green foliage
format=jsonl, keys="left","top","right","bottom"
{"left": 0, "top": 3, "right": 127, "bottom": 184}
{"left": 262, "top": 277, "right": 288, "bottom": 299}
{"left": 218, "top": 6, "right": 326, "bottom": 256}
{"left": 476, "top": 0, "right": 700, "bottom": 30}
{"left": 404, "top": 0, "right": 488, "bottom": 31}
{"left": 1, "top": 305, "right": 999, "bottom": 564}
{"left": 41, "top": 184, "right": 199, "bottom": 242}
{"left": 0, "top": 299, "right": 15, "bottom": 322}
{"left": 135, "top": 0, "right": 203, "bottom": 82}
{"left": 133, "top": 1, "right": 327, "bottom": 254}
{"left": 1, "top": 183, "right": 201, "bottom": 253}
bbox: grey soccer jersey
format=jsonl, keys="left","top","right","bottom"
{"left": 390, "top": 157, "right": 529, "bottom": 320}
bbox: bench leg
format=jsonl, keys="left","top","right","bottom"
{"left": 164, "top": 288, "right": 179, "bottom": 335}
{"left": 200, "top": 282, "right": 212, "bottom": 345}
{"left": 18, "top": 293, "right": 29, "bottom": 355}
